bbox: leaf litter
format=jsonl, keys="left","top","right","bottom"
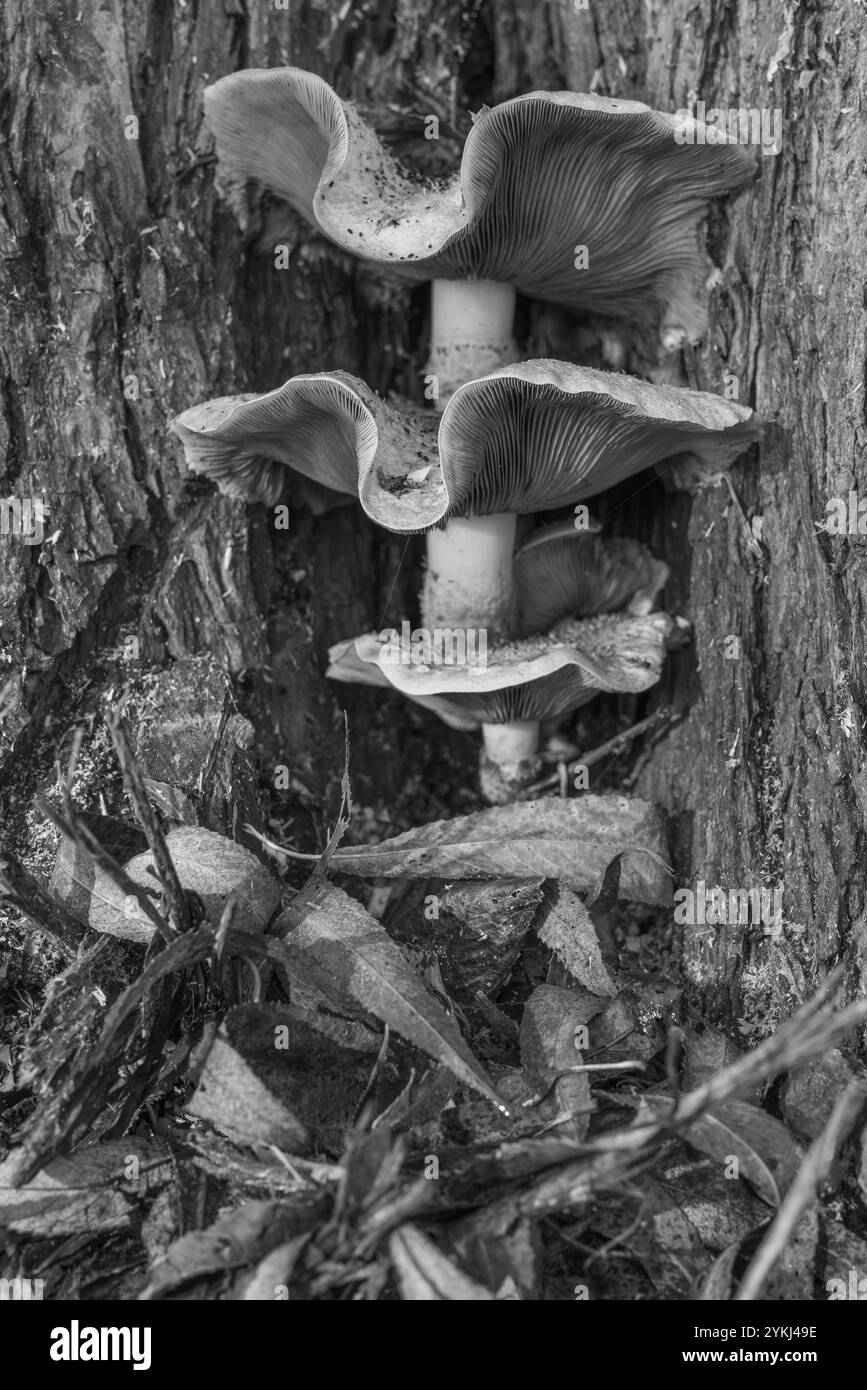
{"left": 1, "top": 707, "right": 866, "bottom": 1302}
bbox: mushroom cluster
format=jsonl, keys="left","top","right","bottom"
{"left": 175, "top": 361, "right": 756, "bottom": 797}
{"left": 174, "top": 66, "right": 760, "bottom": 800}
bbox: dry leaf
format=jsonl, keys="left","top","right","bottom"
{"left": 389, "top": 1225, "right": 496, "bottom": 1300}
{"left": 435, "top": 877, "right": 543, "bottom": 999}
{"left": 187, "top": 1004, "right": 373, "bottom": 1154}
{"left": 282, "top": 883, "right": 504, "bottom": 1109}
{"left": 535, "top": 883, "right": 618, "bottom": 996}
{"left": 0, "top": 1139, "right": 171, "bottom": 1236}
{"left": 520, "top": 986, "right": 598, "bottom": 1140}
{"left": 241, "top": 1236, "right": 311, "bottom": 1300}
{"left": 328, "top": 796, "right": 671, "bottom": 905}
{"left": 644, "top": 1095, "right": 802, "bottom": 1206}
{"left": 85, "top": 827, "right": 281, "bottom": 941}
{"left": 141, "top": 1198, "right": 325, "bottom": 1299}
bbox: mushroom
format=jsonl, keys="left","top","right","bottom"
{"left": 173, "top": 360, "right": 757, "bottom": 636}
{"left": 328, "top": 529, "right": 674, "bottom": 802}
{"left": 203, "top": 67, "right": 757, "bottom": 389}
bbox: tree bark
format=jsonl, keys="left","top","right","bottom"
{"left": 1, "top": 0, "right": 864, "bottom": 1035}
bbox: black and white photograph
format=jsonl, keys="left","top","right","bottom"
{"left": 0, "top": 0, "right": 865, "bottom": 1350}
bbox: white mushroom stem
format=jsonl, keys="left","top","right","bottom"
{"left": 422, "top": 512, "right": 516, "bottom": 633}
{"left": 428, "top": 279, "right": 519, "bottom": 405}
{"left": 479, "top": 719, "right": 543, "bottom": 804}
{"left": 482, "top": 720, "right": 541, "bottom": 764}
{"left": 423, "top": 279, "right": 521, "bottom": 633}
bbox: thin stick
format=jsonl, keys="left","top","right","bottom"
{"left": 519, "top": 709, "right": 674, "bottom": 799}
{"left": 38, "top": 796, "right": 172, "bottom": 945}
{"left": 734, "top": 1081, "right": 867, "bottom": 1301}
{"left": 106, "top": 706, "right": 189, "bottom": 936}
{"left": 0, "top": 849, "right": 85, "bottom": 955}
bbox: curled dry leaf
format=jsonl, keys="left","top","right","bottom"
{"left": 520, "top": 985, "right": 598, "bottom": 1141}
{"left": 240, "top": 1236, "right": 311, "bottom": 1300}
{"left": 643, "top": 1094, "right": 803, "bottom": 1206}
{"left": 328, "top": 796, "right": 671, "bottom": 906}
{"left": 141, "top": 1198, "right": 327, "bottom": 1300}
{"left": 534, "top": 882, "right": 618, "bottom": 997}
{"left": 389, "top": 1224, "right": 496, "bottom": 1300}
{"left": 281, "top": 883, "right": 504, "bottom": 1109}
{"left": 434, "top": 877, "right": 544, "bottom": 1000}
{"left": 78, "top": 827, "right": 281, "bottom": 942}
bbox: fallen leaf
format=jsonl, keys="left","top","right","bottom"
{"left": 644, "top": 1095, "right": 802, "bottom": 1206}
{"left": 241, "top": 1235, "right": 311, "bottom": 1300}
{"left": 281, "top": 883, "right": 504, "bottom": 1109}
{"left": 0, "top": 1139, "right": 171, "bottom": 1236}
{"left": 187, "top": 1004, "right": 373, "bottom": 1154}
{"left": 86, "top": 827, "right": 281, "bottom": 942}
{"left": 389, "top": 1224, "right": 496, "bottom": 1300}
{"left": 520, "top": 986, "right": 597, "bottom": 1140}
{"left": 435, "top": 877, "right": 543, "bottom": 999}
{"left": 535, "top": 884, "right": 618, "bottom": 996}
{"left": 451, "top": 1204, "right": 538, "bottom": 1299}
{"left": 327, "top": 796, "right": 671, "bottom": 905}
{"left": 682, "top": 1025, "right": 749, "bottom": 1093}
{"left": 779, "top": 1049, "right": 857, "bottom": 1141}
{"left": 141, "top": 1198, "right": 326, "bottom": 1299}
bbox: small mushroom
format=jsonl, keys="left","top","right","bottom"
{"left": 204, "top": 68, "right": 757, "bottom": 389}
{"left": 328, "top": 530, "right": 673, "bottom": 801}
{"left": 513, "top": 526, "right": 669, "bottom": 634}
{"left": 173, "top": 360, "right": 756, "bottom": 635}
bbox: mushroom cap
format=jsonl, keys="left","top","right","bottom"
{"left": 514, "top": 527, "right": 669, "bottom": 635}
{"left": 173, "top": 360, "right": 757, "bottom": 527}
{"left": 172, "top": 371, "right": 444, "bottom": 524}
{"left": 326, "top": 637, "right": 480, "bottom": 732}
{"left": 328, "top": 613, "right": 672, "bottom": 730}
{"left": 204, "top": 67, "right": 757, "bottom": 341}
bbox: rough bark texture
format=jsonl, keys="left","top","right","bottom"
{"left": 1, "top": 0, "right": 865, "bottom": 1035}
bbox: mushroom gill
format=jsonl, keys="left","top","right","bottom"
{"left": 204, "top": 67, "right": 758, "bottom": 385}
{"left": 173, "top": 361, "right": 756, "bottom": 636}
{"left": 328, "top": 530, "right": 673, "bottom": 802}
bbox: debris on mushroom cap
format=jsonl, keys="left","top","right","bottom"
{"left": 514, "top": 528, "right": 669, "bottom": 636}
{"left": 326, "top": 638, "right": 479, "bottom": 732}
{"left": 173, "top": 360, "right": 757, "bottom": 525}
{"left": 205, "top": 67, "right": 757, "bottom": 342}
{"left": 330, "top": 614, "right": 673, "bottom": 730}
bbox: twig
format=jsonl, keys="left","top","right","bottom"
{"left": 734, "top": 1080, "right": 867, "bottom": 1301}
{"left": 37, "top": 796, "right": 172, "bottom": 945}
{"left": 0, "top": 848, "right": 85, "bottom": 956}
{"left": 519, "top": 708, "right": 675, "bottom": 799}
{"left": 723, "top": 474, "right": 765, "bottom": 562}
{"left": 106, "top": 706, "right": 189, "bottom": 936}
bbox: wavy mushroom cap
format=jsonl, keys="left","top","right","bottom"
{"left": 514, "top": 528, "right": 669, "bottom": 636}
{"left": 172, "top": 371, "right": 443, "bottom": 525}
{"left": 205, "top": 68, "right": 757, "bottom": 341}
{"left": 173, "top": 361, "right": 757, "bottom": 528}
{"left": 328, "top": 613, "right": 672, "bottom": 731}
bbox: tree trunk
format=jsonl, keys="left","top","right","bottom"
{"left": 1, "top": 0, "right": 864, "bottom": 1035}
